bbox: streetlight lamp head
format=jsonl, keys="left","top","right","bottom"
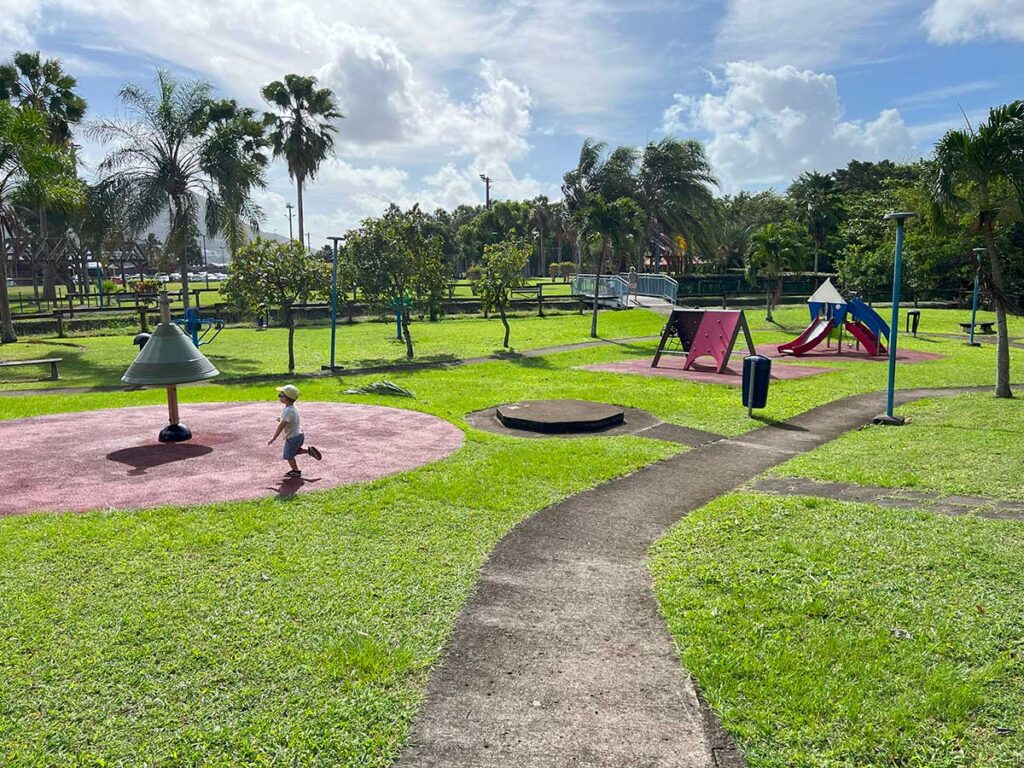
{"left": 882, "top": 211, "right": 917, "bottom": 222}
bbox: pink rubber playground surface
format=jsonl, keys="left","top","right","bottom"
{"left": 581, "top": 345, "right": 944, "bottom": 386}
{"left": 0, "top": 402, "right": 465, "bottom": 516}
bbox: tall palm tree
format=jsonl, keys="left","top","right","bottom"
{"left": 745, "top": 222, "right": 803, "bottom": 322}
{"left": 788, "top": 171, "right": 841, "bottom": 276}
{"left": 637, "top": 138, "right": 719, "bottom": 273}
{"left": 574, "top": 195, "right": 643, "bottom": 337}
{"left": 203, "top": 100, "right": 269, "bottom": 257}
{"left": 89, "top": 71, "right": 213, "bottom": 308}
{"left": 0, "top": 102, "right": 82, "bottom": 342}
{"left": 262, "top": 74, "right": 342, "bottom": 247}
{"left": 932, "top": 101, "right": 1024, "bottom": 398}
{"left": 1, "top": 51, "right": 88, "bottom": 300}
{"left": 528, "top": 197, "right": 551, "bottom": 277}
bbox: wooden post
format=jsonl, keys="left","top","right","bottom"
{"left": 55, "top": 311, "right": 65, "bottom": 338}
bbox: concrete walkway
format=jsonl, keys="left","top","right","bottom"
{"left": 753, "top": 475, "right": 1024, "bottom": 520}
{"left": 396, "top": 386, "right": 985, "bottom": 768}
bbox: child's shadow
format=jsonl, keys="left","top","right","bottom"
{"left": 267, "top": 476, "right": 323, "bottom": 499}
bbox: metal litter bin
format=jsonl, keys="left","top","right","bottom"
{"left": 742, "top": 355, "right": 772, "bottom": 415}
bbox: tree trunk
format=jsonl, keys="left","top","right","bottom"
{"left": 286, "top": 306, "right": 295, "bottom": 372}
{"left": 590, "top": 239, "right": 606, "bottom": 339}
{"left": 981, "top": 201, "right": 1012, "bottom": 398}
{"left": 296, "top": 175, "right": 305, "bottom": 249}
{"left": 813, "top": 239, "right": 820, "bottom": 277}
{"left": 554, "top": 231, "right": 562, "bottom": 280}
{"left": 0, "top": 224, "right": 18, "bottom": 343}
{"left": 402, "top": 308, "right": 414, "bottom": 358}
{"left": 499, "top": 303, "right": 510, "bottom": 348}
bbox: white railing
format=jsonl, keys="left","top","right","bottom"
{"left": 570, "top": 274, "right": 630, "bottom": 307}
{"left": 621, "top": 272, "right": 678, "bottom": 302}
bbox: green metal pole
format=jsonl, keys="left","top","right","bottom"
{"left": 876, "top": 212, "right": 916, "bottom": 425}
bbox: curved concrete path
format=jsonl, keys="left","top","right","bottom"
{"left": 396, "top": 387, "right": 986, "bottom": 768}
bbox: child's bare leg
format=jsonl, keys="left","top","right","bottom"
{"left": 287, "top": 458, "right": 299, "bottom": 472}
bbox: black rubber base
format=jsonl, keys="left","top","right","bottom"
{"left": 495, "top": 400, "right": 625, "bottom": 434}
{"left": 159, "top": 423, "right": 193, "bottom": 442}
{"left": 872, "top": 414, "right": 906, "bottom": 426}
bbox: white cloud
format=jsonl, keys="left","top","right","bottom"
{"left": 923, "top": 0, "right": 1024, "bottom": 43}
{"left": 664, "top": 61, "right": 919, "bottom": 189}
{"left": 715, "top": 0, "right": 906, "bottom": 69}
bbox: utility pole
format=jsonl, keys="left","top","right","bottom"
{"left": 286, "top": 203, "right": 294, "bottom": 241}
{"left": 306, "top": 232, "right": 311, "bottom": 251}
{"left": 479, "top": 174, "right": 492, "bottom": 209}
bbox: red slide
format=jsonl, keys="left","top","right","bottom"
{"left": 777, "top": 318, "right": 834, "bottom": 355}
{"left": 845, "top": 321, "right": 886, "bottom": 356}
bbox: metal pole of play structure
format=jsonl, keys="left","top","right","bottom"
{"left": 969, "top": 247, "right": 984, "bottom": 347}
{"left": 877, "top": 212, "right": 916, "bottom": 425}
{"left": 323, "top": 236, "right": 344, "bottom": 371}
{"left": 158, "top": 293, "right": 180, "bottom": 430}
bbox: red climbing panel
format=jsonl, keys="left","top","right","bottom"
{"left": 683, "top": 310, "right": 756, "bottom": 373}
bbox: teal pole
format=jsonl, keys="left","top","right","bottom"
{"left": 323, "top": 236, "right": 343, "bottom": 371}
{"left": 877, "top": 212, "right": 916, "bottom": 425}
{"left": 968, "top": 247, "right": 984, "bottom": 347}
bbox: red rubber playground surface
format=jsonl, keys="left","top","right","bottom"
{"left": 0, "top": 402, "right": 465, "bottom": 516}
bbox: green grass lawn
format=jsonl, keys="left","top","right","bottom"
{"left": 770, "top": 394, "right": 1024, "bottom": 499}
{"left": 651, "top": 492, "right": 1024, "bottom": 767}
{"left": 0, "top": 424, "right": 679, "bottom": 765}
{"left": 2, "top": 306, "right": 1024, "bottom": 765}
{"left": 0, "top": 308, "right": 664, "bottom": 390}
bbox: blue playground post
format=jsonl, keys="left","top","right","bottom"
{"left": 969, "top": 247, "right": 984, "bottom": 347}
{"left": 391, "top": 295, "right": 409, "bottom": 340}
{"left": 877, "top": 212, "right": 916, "bottom": 425}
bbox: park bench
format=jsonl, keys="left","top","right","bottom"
{"left": 960, "top": 321, "right": 995, "bottom": 335}
{"left": 0, "top": 357, "right": 62, "bottom": 380}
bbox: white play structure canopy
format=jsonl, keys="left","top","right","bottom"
{"left": 807, "top": 278, "right": 846, "bottom": 306}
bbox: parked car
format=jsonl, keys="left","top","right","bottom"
{"left": 155, "top": 273, "right": 170, "bottom": 283}
{"left": 170, "top": 272, "right": 181, "bottom": 281}
{"left": 5, "top": 278, "right": 14, "bottom": 287}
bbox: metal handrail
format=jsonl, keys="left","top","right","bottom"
{"left": 570, "top": 274, "right": 630, "bottom": 307}
{"left": 620, "top": 272, "right": 678, "bottom": 302}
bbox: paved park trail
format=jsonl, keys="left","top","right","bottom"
{"left": 396, "top": 386, "right": 984, "bottom": 768}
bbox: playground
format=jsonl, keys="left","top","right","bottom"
{"left": 1, "top": 295, "right": 1023, "bottom": 767}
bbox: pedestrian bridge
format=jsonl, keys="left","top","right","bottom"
{"left": 570, "top": 273, "right": 678, "bottom": 307}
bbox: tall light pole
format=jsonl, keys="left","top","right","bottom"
{"left": 322, "top": 235, "right": 345, "bottom": 372}
{"left": 479, "top": 174, "right": 492, "bottom": 209}
{"left": 875, "top": 211, "right": 916, "bottom": 426}
{"left": 968, "top": 247, "right": 985, "bottom": 347}
{"left": 306, "top": 232, "right": 311, "bottom": 251}
{"left": 200, "top": 234, "right": 209, "bottom": 289}
{"left": 286, "top": 203, "right": 295, "bottom": 241}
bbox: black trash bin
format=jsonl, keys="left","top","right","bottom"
{"left": 742, "top": 355, "right": 772, "bottom": 412}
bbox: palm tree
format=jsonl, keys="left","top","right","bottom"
{"left": 574, "top": 195, "right": 643, "bottom": 337}
{"left": 0, "top": 102, "right": 82, "bottom": 342}
{"left": 1, "top": 52, "right": 88, "bottom": 300}
{"left": 528, "top": 197, "right": 551, "bottom": 277}
{"left": 89, "top": 72, "right": 213, "bottom": 308}
{"left": 203, "top": 100, "right": 269, "bottom": 257}
{"left": 932, "top": 101, "right": 1024, "bottom": 398}
{"left": 788, "top": 171, "right": 841, "bottom": 276}
{"left": 637, "top": 138, "right": 719, "bottom": 273}
{"left": 745, "top": 223, "right": 803, "bottom": 322}
{"left": 90, "top": 72, "right": 265, "bottom": 309}
{"left": 262, "top": 74, "right": 342, "bottom": 247}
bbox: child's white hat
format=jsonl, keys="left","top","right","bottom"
{"left": 276, "top": 384, "right": 300, "bottom": 400}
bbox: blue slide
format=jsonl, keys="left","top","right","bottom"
{"left": 848, "top": 298, "right": 889, "bottom": 344}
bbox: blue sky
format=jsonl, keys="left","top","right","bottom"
{"left": 7, "top": 0, "right": 1024, "bottom": 249}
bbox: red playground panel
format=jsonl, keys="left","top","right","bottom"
{"left": 683, "top": 310, "right": 756, "bottom": 373}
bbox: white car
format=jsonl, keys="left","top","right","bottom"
{"left": 155, "top": 273, "right": 170, "bottom": 283}
{"left": 5, "top": 278, "right": 14, "bottom": 287}
{"left": 170, "top": 272, "right": 181, "bottom": 281}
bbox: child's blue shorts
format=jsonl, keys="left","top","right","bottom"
{"left": 283, "top": 433, "right": 305, "bottom": 460}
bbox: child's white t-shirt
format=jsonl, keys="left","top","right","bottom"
{"left": 280, "top": 405, "right": 301, "bottom": 438}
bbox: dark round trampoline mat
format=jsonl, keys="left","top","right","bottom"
{"left": 467, "top": 399, "right": 662, "bottom": 439}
